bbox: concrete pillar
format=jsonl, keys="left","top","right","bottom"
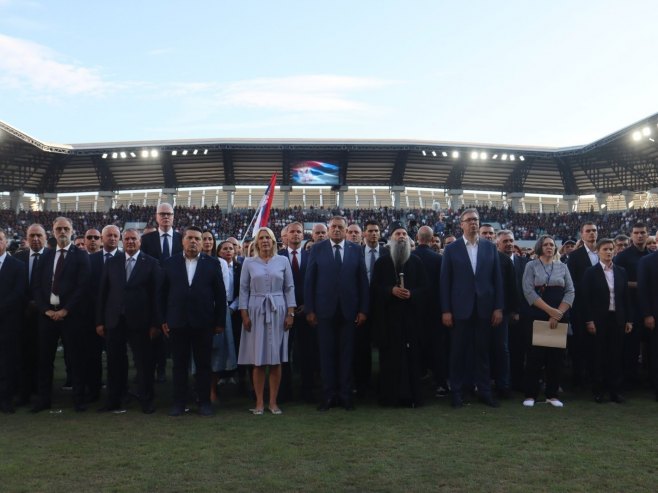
{"left": 10, "top": 190, "right": 24, "bottom": 213}
{"left": 42, "top": 192, "right": 57, "bottom": 211}
{"left": 280, "top": 185, "right": 292, "bottom": 209}
{"left": 391, "top": 186, "right": 404, "bottom": 209}
{"left": 622, "top": 190, "right": 635, "bottom": 209}
{"left": 336, "top": 186, "right": 348, "bottom": 208}
{"left": 162, "top": 188, "right": 177, "bottom": 206}
{"left": 447, "top": 189, "right": 464, "bottom": 210}
{"left": 223, "top": 185, "right": 236, "bottom": 213}
{"left": 508, "top": 192, "right": 525, "bottom": 213}
{"left": 563, "top": 194, "right": 578, "bottom": 213}
{"left": 595, "top": 192, "right": 609, "bottom": 213}
{"left": 98, "top": 191, "right": 114, "bottom": 212}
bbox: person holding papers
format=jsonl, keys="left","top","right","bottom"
{"left": 522, "top": 235, "right": 575, "bottom": 408}
{"left": 581, "top": 239, "right": 632, "bottom": 404}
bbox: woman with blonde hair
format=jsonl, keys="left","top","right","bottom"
{"left": 238, "top": 227, "right": 296, "bottom": 414}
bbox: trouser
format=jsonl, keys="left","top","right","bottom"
{"left": 353, "top": 317, "right": 372, "bottom": 394}
{"left": 491, "top": 315, "right": 511, "bottom": 390}
{"left": 0, "top": 331, "right": 19, "bottom": 404}
{"left": 170, "top": 326, "right": 213, "bottom": 406}
{"left": 449, "top": 313, "right": 492, "bottom": 397}
{"left": 18, "top": 302, "right": 39, "bottom": 401}
{"left": 317, "top": 311, "right": 355, "bottom": 403}
{"left": 589, "top": 313, "right": 624, "bottom": 396}
{"left": 524, "top": 343, "right": 563, "bottom": 400}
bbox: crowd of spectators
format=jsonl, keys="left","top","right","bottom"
{"left": 2, "top": 204, "right": 658, "bottom": 247}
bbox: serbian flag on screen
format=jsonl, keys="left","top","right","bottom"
{"left": 252, "top": 173, "right": 277, "bottom": 228}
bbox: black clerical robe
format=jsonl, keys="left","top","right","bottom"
{"left": 372, "top": 253, "right": 428, "bottom": 406}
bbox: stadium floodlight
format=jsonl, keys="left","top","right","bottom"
{"left": 492, "top": 154, "right": 498, "bottom": 159}
{"left": 422, "top": 150, "right": 427, "bottom": 156}
{"left": 501, "top": 153, "right": 508, "bottom": 160}
{"left": 193, "top": 149, "right": 198, "bottom": 155}
{"left": 510, "top": 154, "right": 516, "bottom": 161}
{"left": 111, "top": 152, "right": 118, "bottom": 159}
{"left": 101, "top": 153, "right": 108, "bottom": 159}
{"left": 643, "top": 126, "right": 651, "bottom": 136}
{"left": 182, "top": 150, "right": 188, "bottom": 156}
{"left": 130, "top": 152, "right": 136, "bottom": 158}
{"left": 452, "top": 151, "right": 459, "bottom": 158}
{"left": 519, "top": 155, "right": 525, "bottom": 161}
{"left": 150, "top": 150, "right": 158, "bottom": 158}
{"left": 650, "top": 138, "right": 656, "bottom": 142}
{"left": 471, "top": 151, "right": 478, "bottom": 160}
{"left": 120, "top": 152, "right": 127, "bottom": 159}
{"left": 172, "top": 150, "right": 178, "bottom": 156}
{"left": 480, "top": 152, "right": 487, "bottom": 160}
{"left": 632, "top": 131, "right": 642, "bottom": 141}
{"left": 431, "top": 150, "right": 437, "bottom": 157}
{"left": 204, "top": 149, "right": 208, "bottom": 155}
{"left": 141, "top": 150, "right": 149, "bottom": 158}
{"left": 441, "top": 151, "right": 448, "bottom": 157}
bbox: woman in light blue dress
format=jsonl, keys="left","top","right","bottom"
{"left": 238, "top": 227, "right": 295, "bottom": 414}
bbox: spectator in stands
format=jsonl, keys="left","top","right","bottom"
{"left": 522, "top": 235, "right": 574, "bottom": 408}
{"left": 431, "top": 233, "right": 442, "bottom": 253}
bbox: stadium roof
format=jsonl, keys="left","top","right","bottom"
{"left": 2, "top": 113, "right": 658, "bottom": 196}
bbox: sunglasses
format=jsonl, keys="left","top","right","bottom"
{"left": 86, "top": 235, "right": 100, "bottom": 240}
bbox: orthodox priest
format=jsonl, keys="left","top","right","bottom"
{"left": 372, "top": 222, "right": 429, "bottom": 407}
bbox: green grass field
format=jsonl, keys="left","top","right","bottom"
{"left": 2, "top": 354, "right": 658, "bottom": 493}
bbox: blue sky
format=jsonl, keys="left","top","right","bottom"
{"left": 1, "top": 0, "right": 657, "bottom": 147}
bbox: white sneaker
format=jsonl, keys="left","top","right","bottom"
{"left": 546, "top": 398, "right": 564, "bottom": 408}
{"left": 522, "top": 398, "right": 535, "bottom": 407}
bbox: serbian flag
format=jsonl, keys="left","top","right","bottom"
{"left": 250, "top": 173, "right": 277, "bottom": 234}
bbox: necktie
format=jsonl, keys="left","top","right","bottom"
{"left": 52, "top": 249, "right": 66, "bottom": 295}
{"left": 334, "top": 244, "right": 342, "bottom": 268}
{"left": 30, "top": 252, "right": 40, "bottom": 285}
{"left": 126, "top": 256, "right": 135, "bottom": 280}
{"left": 369, "top": 248, "right": 376, "bottom": 280}
{"left": 104, "top": 252, "right": 112, "bottom": 263}
{"left": 162, "top": 233, "right": 170, "bottom": 259}
{"left": 291, "top": 250, "right": 300, "bottom": 275}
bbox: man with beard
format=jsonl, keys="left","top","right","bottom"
{"left": 372, "top": 222, "right": 428, "bottom": 407}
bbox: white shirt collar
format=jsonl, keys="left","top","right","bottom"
{"left": 330, "top": 239, "right": 346, "bottom": 249}
{"left": 159, "top": 228, "right": 172, "bottom": 236}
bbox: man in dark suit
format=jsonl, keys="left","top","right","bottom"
{"left": 0, "top": 228, "right": 27, "bottom": 413}
{"left": 355, "top": 220, "right": 389, "bottom": 398}
{"left": 582, "top": 238, "right": 632, "bottom": 403}
{"left": 12, "top": 223, "right": 48, "bottom": 407}
{"left": 160, "top": 226, "right": 226, "bottom": 417}
{"left": 638, "top": 249, "right": 658, "bottom": 401}
{"left": 218, "top": 240, "right": 244, "bottom": 391}
{"left": 496, "top": 230, "right": 529, "bottom": 392}
{"left": 140, "top": 202, "right": 182, "bottom": 383}
{"left": 96, "top": 228, "right": 162, "bottom": 413}
{"left": 305, "top": 216, "right": 369, "bottom": 411}
{"left": 567, "top": 221, "right": 599, "bottom": 387}
{"left": 278, "top": 221, "right": 316, "bottom": 402}
{"left": 412, "top": 225, "right": 445, "bottom": 396}
{"left": 440, "top": 208, "right": 503, "bottom": 408}
{"left": 31, "top": 216, "right": 91, "bottom": 412}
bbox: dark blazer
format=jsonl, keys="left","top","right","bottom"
{"left": 88, "top": 251, "right": 113, "bottom": 316}
{"left": 33, "top": 244, "right": 90, "bottom": 316}
{"left": 581, "top": 263, "right": 631, "bottom": 328}
{"left": 637, "top": 252, "right": 658, "bottom": 320}
{"left": 567, "top": 245, "right": 597, "bottom": 319}
{"left": 304, "top": 239, "right": 369, "bottom": 320}
{"left": 278, "top": 247, "right": 308, "bottom": 305}
{"left": 160, "top": 253, "right": 226, "bottom": 329}
{"left": 0, "top": 255, "right": 27, "bottom": 332}
{"left": 411, "top": 244, "right": 442, "bottom": 316}
{"left": 228, "top": 260, "right": 242, "bottom": 303}
{"left": 511, "top": 254, "right": 530, "bottom": 315}
{"left": 439, "top": 237, "right": 503, "bottom": 320}
{"left": 499, "top": 252, "right": 519, "bottom": 315}
{"left": 13, "top": 248, "right": 48, "bottom": 299}
{"left": 141, "top": 230, "right": 183, "bottom": 263}
{"left": 97, "top": 251, "right": 162, "bottom": 330}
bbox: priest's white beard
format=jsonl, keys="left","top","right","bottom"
{"left": 388, "top": 237, "right": 411, "bottom": 271}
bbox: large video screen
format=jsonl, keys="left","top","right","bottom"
{"left": 291, "top": 160, "right": 340, "bottom": 186}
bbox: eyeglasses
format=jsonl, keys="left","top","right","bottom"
{"left": 158, "top": 212, "right": 174, "bottom": 217}
{"left": 86, "top": 235, "right": 100, "bottom": 240}
{"left": 461, "top": 217, "right": 479, "bottom": 223}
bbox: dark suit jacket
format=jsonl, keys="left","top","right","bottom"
{"left": 160, "top": 253, "right": 226, "bottom": 329}
{"left": 439, "top": 237, "right": 503, "bottom": 320}
{"left": 228, "top": 260, "right": 241, "bottom": 303}
{"left": 511, "top": 254, "right": 530, "bottom": 315}
{"left": 33, "top": 244, "right": 90, "bottom": 316}
{"left": 141, "top": 230, "right": 183, "bottom": 263}
{"left": 304, "top": 239, "right": 369, "bottom": 320}
{"left": 13, "top": 248, "right": 49, "bottom": 300}
{"left": 567, "top": 245, "right": 597, "bottom": 321}
{"left": 97, "top": 251, "right": 162, "bottom": 330}
{"left": 581, "top": 263, "right": 631, "bottom": 328}
{"left": 637, "top": 252, "right": 658, "bottom": 320}
{"left": 499, "top": 252, "right": 519, "bottom": 315}
{"left": 278, "top": 247, "right": 308, "bottom": 305}
{"left": 0, "top": 255, "right": 26, "bottom": 332}
{"left": 411, "top": 244, "right": 442, "bottom": 318}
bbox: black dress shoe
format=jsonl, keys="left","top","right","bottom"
{"left": 30, "top": 402, "right": 51, "bottom": 413}
{"left": 141, "top": 401, "right": 156, "bottom": 414}
{"left": 1, "top": 401, "right": 15, "bottom": 414}
{"left": 610, "top": 393, "right": 625, "bottom": 404}
{"left": 480, "top": 395, "right": 500, "bottom": 408}
{"left": 168, "top": 404, "right": 185, "bottom": 417}
{"left": 97, "top": 404, "right": 121, "bottom": 413}
{"left": 451, "top": 394, "right": 464, "bottom": 409}
{"left": 593, "top": 394, "right": 605, "bottom": 404}
{"left": 198, "top": 403, "right": 214, "bottom": 416}
{"left": 317, "top": 400, "right": 334, "bottom": 412}
{"left": 343, "top": 400, "right": 355, "bottom": 411}
{"left": 74, "top": 404, "right": 88, "bottom": 412}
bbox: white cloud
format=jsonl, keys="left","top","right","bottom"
{"left": 0, "top": 34, "right": 111, "bottom": 96}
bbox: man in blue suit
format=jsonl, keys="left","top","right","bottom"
{"left": 305, "top": 216, "right": 369, "bottom": 411}
{"left": 160, "top": 226, "right": 226, "bottom": 417}
{"left": 440, "top": 208, "right": 503, "bottom": 408}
